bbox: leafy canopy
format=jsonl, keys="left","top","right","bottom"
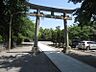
{"left": 69, "top": 0, "right": 96, "bottom": 25}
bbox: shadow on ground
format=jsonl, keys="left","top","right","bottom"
{"left": 48, "top": 44, "right": 64, "bottom": 48}
{"left": 67, "top": 52, "right": 96, "bottom": 68}
{"left": 0, "top": 52, "right": 60, "bottom": 72}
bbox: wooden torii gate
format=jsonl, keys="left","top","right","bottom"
{"left": 26, "top": 2, "right": 74, "bottom": 53}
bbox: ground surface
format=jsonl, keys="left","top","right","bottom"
{"left": 67, "top": 49, "right": 96, "bottom": 68}
{"left": 40, "top": 41, "right": 96, "bottom": 68}
{"left": 0, "top": 45, "right": 60, "bottom": 72}
{"left": 0, "top": 41, "right": 96, "bottom": 72}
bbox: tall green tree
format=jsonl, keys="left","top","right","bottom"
{"left": 16, "top": 17, "right": 34, "bottom": 44}
{"left": 0, "top": 0, "right": 28, "bottom": 48}
{"left": 69, "top": 24, "right": 96, "bottom": 41}
{"left": 69, "top": 0, "right": 96, "bottom": 25}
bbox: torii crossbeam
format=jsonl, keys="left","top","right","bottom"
{"left": 25, "top": 1, "right": 74, "bottom": 53}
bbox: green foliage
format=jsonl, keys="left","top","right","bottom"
{"left": 10, "top": 17, "right": 34, "bottom": 44}
{"left": 39, "top": 23, "right": 96, "bottom": 47}
{"left": 0, "top": 35, "right": 3, "bottom": 43}
{"left": 69, "top": 23, "right": 96, "bottom": 41}
{"left": 0, "top": 0, "right": 35, "bottom": 48}
{"left": 39, "top": 28, "right": 53, "bottom": 41}
{"left": 0, "top": 0, "right": 28, "bottom": 39}
{"left": 20, "top": 17, "right": 34, "bottom": 41}
{"left": 39, "top": 26, "right": 64, "bottom": 47}
{"left": 68, "top": 0, "right": 83, "bottom": 4}
{"left": 69, "top": 0, "right": 96, "bottom": 25}
{"left": 51, "top": 30, "right": 57, "bottom": 43}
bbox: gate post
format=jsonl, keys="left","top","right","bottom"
{"left": 62, "top": 13, "right": 69, "bottom": 53}
{"left": 32, "top": 9, "right": 40, "bottom": 53}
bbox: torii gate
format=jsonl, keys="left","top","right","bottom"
{"left": 26, "top": 2, "right": 74, "bottom": 53}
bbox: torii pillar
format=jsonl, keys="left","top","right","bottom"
{"left": 32, "top": 9, "right": 40, "bottom": 53}
{"left": 62, "top": 13, "right": 69, "bottom": 53}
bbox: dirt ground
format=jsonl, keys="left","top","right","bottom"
{"left": 0, "top": 46, "right": 61, "bottom": 72}
{"left": 67, "top": 51, "right": 96, "bottom": 68}
{"left": 1, "top": 41, "right": 96, "bottom": 72}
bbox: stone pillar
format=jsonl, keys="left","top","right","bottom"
{"left": 34, "top": 10, "right": 40, "bottom": 47}
{"left": 62, "top": 13, "right": 69, "bottom": 53}
{"left": 32, "top": 9, "right": 40, "bottom": 53}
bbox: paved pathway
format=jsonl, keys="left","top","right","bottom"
{"left": 38, "top": 42, "right": 96, "bottom": 72}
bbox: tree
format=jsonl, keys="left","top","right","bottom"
{"left": 39, "top": 28, "right": 53, "bottom": 41}
{"left": 69, "top": 0, "right": 96, "bottom": 25}
{"left": 68, "top": 24, "right": 96, "bottom": 42}
{"left": 55, "top": 26, "right": 61, "bottom": 46}
{"left": 0, "top": 0, "right": 28, "bottom": 48}
{"left": 17, "top": 17, "right": 34, "bottom": 44}
{"left": 51, "top": 30, "right": 57, "bottom": 45}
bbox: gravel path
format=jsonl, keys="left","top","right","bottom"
{"left": 0, "top": 46, "right": 60, "bottom": 72}
{"left": 67, "top": 50, "right": 96, "bottom": 68}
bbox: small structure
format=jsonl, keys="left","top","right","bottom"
{"left": 25, "top": 2, "right": 74, "bottom": 53}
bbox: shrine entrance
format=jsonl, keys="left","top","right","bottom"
{"left": 26, "top": 2, "right": 74, "bottom": 53}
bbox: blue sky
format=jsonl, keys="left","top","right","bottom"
{"left": 28, "top": 0, "right": 81, "bottom": 29}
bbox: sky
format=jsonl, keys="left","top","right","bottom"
{"left": 28, "top": 0, "right": 81, "bottom": 29}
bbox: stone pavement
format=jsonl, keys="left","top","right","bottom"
{"left": 38, "top": 42, "right": 96, "bottom": 72}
